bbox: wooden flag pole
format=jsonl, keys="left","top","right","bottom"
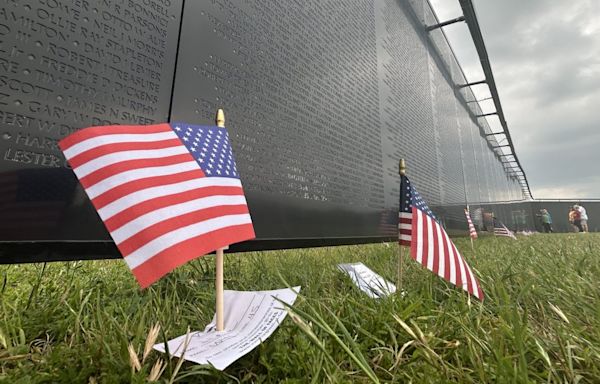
{"left": 215, "top": 108, "right": 226, "bottom": 332}
{"left": 398, "top": 158, "right": 406, "bottom": 294}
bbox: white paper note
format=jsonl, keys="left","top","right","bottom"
{"left": 338, "top": 262, "right": 396, "bottom": 298}
{"left": 153, "top": 287, "right": 300, "bottom": 370}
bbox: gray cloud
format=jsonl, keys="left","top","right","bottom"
{"left": 431, "top": 0, "right": 600, "bottom": 198}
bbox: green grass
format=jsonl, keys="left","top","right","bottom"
{"left": 1, "top": 234, "right": 600, "bottom": 383}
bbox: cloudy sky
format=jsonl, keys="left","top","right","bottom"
{"left": 429, "top": 0, "right": 600, "bottom": 199}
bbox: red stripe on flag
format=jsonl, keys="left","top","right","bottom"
{"left": 118, "top": 204, "right": 250, "bottom": 256}
{"left": 92, "top": 169, "right": 205, "bottom": 209}
{"left": 80, "top": 154, "right": 193, "bottom": 188}
{"left": 476, "top": 276, "right": 484, "bottom": 299}
{"left": 465, "top": 260, "right": 483, "bottom": 299}
{"left": 59, "top": 124, "right": 172, "bottom": 150}
{"left": 105, "top": 185, "right": 245, "bottom": 231}
{"left": 131, "top": 223, "right": 256, "bottom": 288}
{"left": 466, "top": 269, "right": 477, "bottom": 298}
{"left": 69, "top": 139, "right": 183, "bottom": 169}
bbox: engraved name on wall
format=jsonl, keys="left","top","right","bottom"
{"left": 0, "top": 0, "right": 182, "bottom": 171}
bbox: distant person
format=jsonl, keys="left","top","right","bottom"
{"left": 538, "top": 209, "right": 553, "bottom": 233}
{"left": 575, "top": 204, "right": 589, "bottom": 232}
{"left": 569, "top": 208, "right": 580, "bottom": 232}
{"left": 572, "top": 205, "right": 583, "bottom": 232}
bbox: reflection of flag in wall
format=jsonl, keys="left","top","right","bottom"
{"left": 464, "top": 208, "right": 478, "bottom": 239}
{"left": 59, "top": 123, "right": 256, "bottom": 288}
{"left": 379, "top": 208, "right": 398, "bottom": 237}
{"left": 399, "top": 175, "right": 483, "bottom": 300}
{"left": 472, "top": 208, "right": 483, "bottom": 227}
{"left": 0, "top": 169, "right": 72, "bottom": 239}
{"left": 493, "top": 219, "right": 516, "bottom": 240}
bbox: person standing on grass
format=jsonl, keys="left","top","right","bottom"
{"left": 572, "top": 205, "right": 583, "bottom": 232}
{"left": 575, "top": 204, "right": 589, "bottom": 232}
{"left": 539, "top": 209, "right": 553, "bottom": 233}
{"left": 569, "top": 207, "right": 580, "bottom": 232}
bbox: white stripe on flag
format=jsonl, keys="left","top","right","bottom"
{"left": 464, "top": 261, "right": 480, "bottom": 299}
{"left": 98, "top": 177, "right": 243, "bottom": 220}
{"left": 443, "top": 230, "right": 457, "bottom": 285}
{"left": 452, "top": 241, "right": 469, "bottom": 290}
{"left": 84, "top": 161, "right": 199, "bottom": 199}
{"left": 435, "top": 220, "right": 445, "bottom": 278}
{"left": 399, "top": 234, "right": 411, "bottom": 241}
{"left": 398, "top": 223, "right": 411, "bottom": 230}
{"left": 74, "top": 146, "right": 189, "bottom": 178}
{"left": 63, "top": 131, "right": 178, "bottom": 158}
{"left": 112, "top": 194, "right": 249, "bottom": 244}
{"left": 426, "top": 216, "right": 434, "bottom": 271}
{"left": 124, "top": 213, "right": 252, "bottom": 269}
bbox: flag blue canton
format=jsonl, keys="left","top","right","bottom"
{"left": 170, "top": 123, "right": 239, "bottom": 179}
{"left": 400, "top": 175, "right": 437, "bottom": 221}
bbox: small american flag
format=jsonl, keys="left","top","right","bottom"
{"left": 399, "top": 175, "right": 483, "bottom": 300}
{"left": 493, "top": 219, "right": 516, "bottom": 240}
{"left": 59, "top": 123, "right": 255, "bottom": 288}
{"left": 464, "top": 208, "right": 478, "bottom": 239}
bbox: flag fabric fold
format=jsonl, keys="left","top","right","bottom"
{"left": 493, "top": 219, "right": 517, "bottom": 240}
{"left": 59, "top": 123, "right": 255, "bottom": 288}
{"left": 464, "top": 208, "right": 478, "bottom": 239}
{"left": 399, "top": 175, "right": 483, "bottom": 300}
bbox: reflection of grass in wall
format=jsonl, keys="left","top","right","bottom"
{"left": 1, "top": 234, "right": 599, "bottom": 382}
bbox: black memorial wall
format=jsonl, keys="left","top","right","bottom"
{"left": 0, "top": 0, "right": 527, "bottom": 262}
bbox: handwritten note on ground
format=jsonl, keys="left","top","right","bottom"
{"left": 338, "top": 262, "right": 396, "bottom": 298}
{"left": 154, "top": 287, "right": 300, "bottom": 370}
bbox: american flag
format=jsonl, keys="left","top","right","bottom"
{"left": 59, "top": 123, "right": 255, "bottom": 288}
{"left": 464, "top": 208, "right": 478, "bottom": 239}
{"left": 493, "top": 219, "right": 516, "bottom": 240}
{"left": 399, "top": 175, "right": 483, "bottom": 300}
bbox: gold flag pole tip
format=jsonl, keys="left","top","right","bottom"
{"left": 399, "top": 158, "right": 406, "bottom": 176}
{"left": 216, "top": 108, "right": 225, "bottom": 128}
